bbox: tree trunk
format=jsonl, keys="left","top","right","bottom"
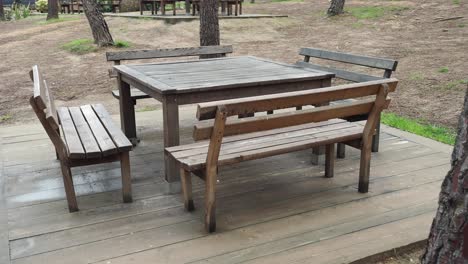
{"left": 327, "top": 0, "right": 345, "bottom": 16}
{"left": 421, "top": 88, "right": 468, "bottom": 263}
{"left": 82, "top": 0, "right": 114, "bottom": 46}
{"left": 199, "top": 0, "right": 220, "bottom": 58}
{"left": 0, "top": 0, "right": 4, "bottom": 21}
{"left": 47, "top": 0, "right": 59, "bottom": 20}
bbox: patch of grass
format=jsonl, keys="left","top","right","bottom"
{"left": 381, "top": 112, "right": 456, "bottom": 145}
{"left": 409, "top": 72, "right": 424, "bottom": 81}
{"left": 453, "top": 0, "right": 460, "bottom": 5}
{"left": 61, "top": 39, "right": 98, "bottom": 54}
{"left": 136, "top": 106, "right": 158, "bottom": 112}
{"left": 439, "top": 79, "right": 468, "bottom": 90}
{"left": 438, "top": 66, "right": 449, "bottom": 73}
{"left": 113, "top": 40, "right": 131, "bottom": 48}
{"left": 458, "top": 24, "right": 466, "bottom": 28}
{"left": 37, "top": 16, "right": 79, "bottom": 25}
{"left": 351, "top": 21, "right": 364, "bottom": 28}
{"left": 346, "top": 6, "right": 408, "bottom": 19}
{"left": 0, "top": 114, "right": 13, "bottom": 123}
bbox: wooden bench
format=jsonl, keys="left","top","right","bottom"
{"left": 29, "top": 65, "right": 133, "bottom": 212}
{"left": 100, "top": 0, "right": 122, "bottom": 12}
{"left": 106, "top": 45, "right": 234, "bottom": 140}
{"left": 296, "top": 47, "right": 398, "bottom": 157}
{"left": 166, "top": 78, "right": 398, "bottom": 232}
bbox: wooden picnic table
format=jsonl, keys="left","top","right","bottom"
{"left": 113, "top": 56, "right": 335, "bottom": 190}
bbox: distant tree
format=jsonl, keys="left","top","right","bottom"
{"left": 47, "top": 0, "right": 59, "bottom": 20}
{"left": 199, "top": 0, "right": 220, "bottom": 57}
{"left": 81, "top": 0, "right": 114, "bottom": 46}
{"left": 327, "top": 0, "right": 345, "bottom": 16}
{"left": 421, "top": 88, "right": 468, "bottom": 263}
{"left": 0, "top": 0, "right": 4, "bottom": 21}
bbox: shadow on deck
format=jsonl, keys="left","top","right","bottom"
{"left": 0, "top": 105, "right": 451, "bottom": 264}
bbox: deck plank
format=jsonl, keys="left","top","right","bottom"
{"left": 1, "top": 107, "right": 452, "bottom": 264}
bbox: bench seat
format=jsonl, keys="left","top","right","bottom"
{"left": 57, "top": 104, "right": 132, "bottom": 159}
{"left": 111, "top": 88, "right": 150, "bottom": 101}
{"left": 166, "top": 119, "right": 362, "bottom": 171}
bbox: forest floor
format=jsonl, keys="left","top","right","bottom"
{"left": 0, "top": 0, "right": 467, "bottom": 129}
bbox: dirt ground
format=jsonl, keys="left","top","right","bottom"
{"left": 0, "top": 0, "right": 467, "bottom": 128}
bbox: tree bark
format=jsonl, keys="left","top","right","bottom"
{"left": 421, "top": 88, "right": 468, "bottom": 263}
{"left": 327, "top": 0, "right": 345, "bottom": 16}
{"left": 199, "top": 0, "right": 220, "bottom": 58}
{"left": 82, "top": 0, "right": 114, "bottom": 46}
{"left": 0, "top": 0, "right": 4, "bottom": 21}
{"left": 47, "top": 0, "right": 59, "bottom": 20}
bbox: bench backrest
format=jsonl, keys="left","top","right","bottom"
{"left": 297, "top": 48, "right": 398, "bottom": 83}
{"left": 191, "top": 78, "right": 398, "bottom": 167}
{"left": 106, "top": 45, "right": 233, "bottom": 77}
{"left": 29, "top": 65, "right": 66, "bottom": 158}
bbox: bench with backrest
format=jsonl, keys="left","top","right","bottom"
{"left": 296, "top": 47, "right": 398, "bottom": 157}
{"left": 106, "top": 45, "right": 233, "bottom": 139}
{"left": 166, "top": 78, "right": 398, "bottom": 232}
{"left": 29, "top": 65, "right": 133, "bottom": 212}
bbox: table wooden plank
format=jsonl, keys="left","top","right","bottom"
{"left": 80, "top": 105, "right": 118, "bottom": 157}
{"left": 114, "top": 56, "right": 334, "bottom": 94}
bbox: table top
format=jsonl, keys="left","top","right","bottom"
{"left": 114, "top": 56, "right": 335, "bottom": 95}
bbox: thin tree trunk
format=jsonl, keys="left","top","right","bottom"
{"left": 327, "top": 0, "right": 345, "bottom": 16}
{"left": 82, "top": 0, "right": 114, "bottom": 46}
{"left": 47, "top": 0, "right": 59, "bottom": 20}
{"left": 199, "top": 0, "right": 220, "bottom": 58}
{"left": 0, "top": 0, "right": 4, "bottom": 21}
{"left": 421, "top": 88, "right": 468, "bottom": 263}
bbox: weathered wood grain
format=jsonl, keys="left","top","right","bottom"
{"left": 106, "top": 45, "right": 233, "bottom": 61}
{"left": 56, "top": 107, "right": 85, "bottom": 159}
{"left": 299, "top": 48, "right": 398, "bottom": 70}
{"left": 196, "top": 78, "right": 398, "bottom": 120}
{"left": 67, "top": 107, "right": 101, "bottom": 159}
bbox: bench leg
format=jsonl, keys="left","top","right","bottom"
{"left": 371, "top": 117, "right": 381, "bottom": 153}
{"left": 358, "top": 144, "right": 372, "bottom": 193}
{"left": 120, "top": 152, "right": 133, "bottom": 203}
{"left": 55, "top": 128, "right": 61, "bottom": 160}
{"left": 60, "top": 161, "right": 78, "bottom": 212}
{"left": 205, "top": 167, "right": 217, "bottom": 233}
{"left": 180, "top": 168, "right": 194, "bottom": 211}
{"left": 337, "top": 143, "right": 346, "bottom": 159}
{"left": 325, "top": 144, "right": 335, "bottom": 178}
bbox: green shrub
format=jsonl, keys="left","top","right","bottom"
{"left": 35, "top": 0, "right": 48, "bottom": 13}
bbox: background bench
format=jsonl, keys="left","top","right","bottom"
{"left": 29, "top": 65, "right": 133, "bottom": 212}
{"left": 296, "top": 47, "right": 398, "bottom": 157}
{"left": 166, "top": 78, "right": 399, "bottom": 232}
{"left": 106, "top": 45, "right": 234, "bottom": 140}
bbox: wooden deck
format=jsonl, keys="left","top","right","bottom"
{"left": 0, "top": 105, "right": 452, "bottom": 264}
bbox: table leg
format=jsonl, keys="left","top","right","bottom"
{"left": 162, "top": 95, "right": 181, "bottom": 193}
{"left": 185, "top": 0, "right": 190, "bottom": 15}
{"left": 221, "top": 2, "right": 226, "bottom": 15}
{"left": 118, "top": 76, "right": 138, "bottom": 145}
